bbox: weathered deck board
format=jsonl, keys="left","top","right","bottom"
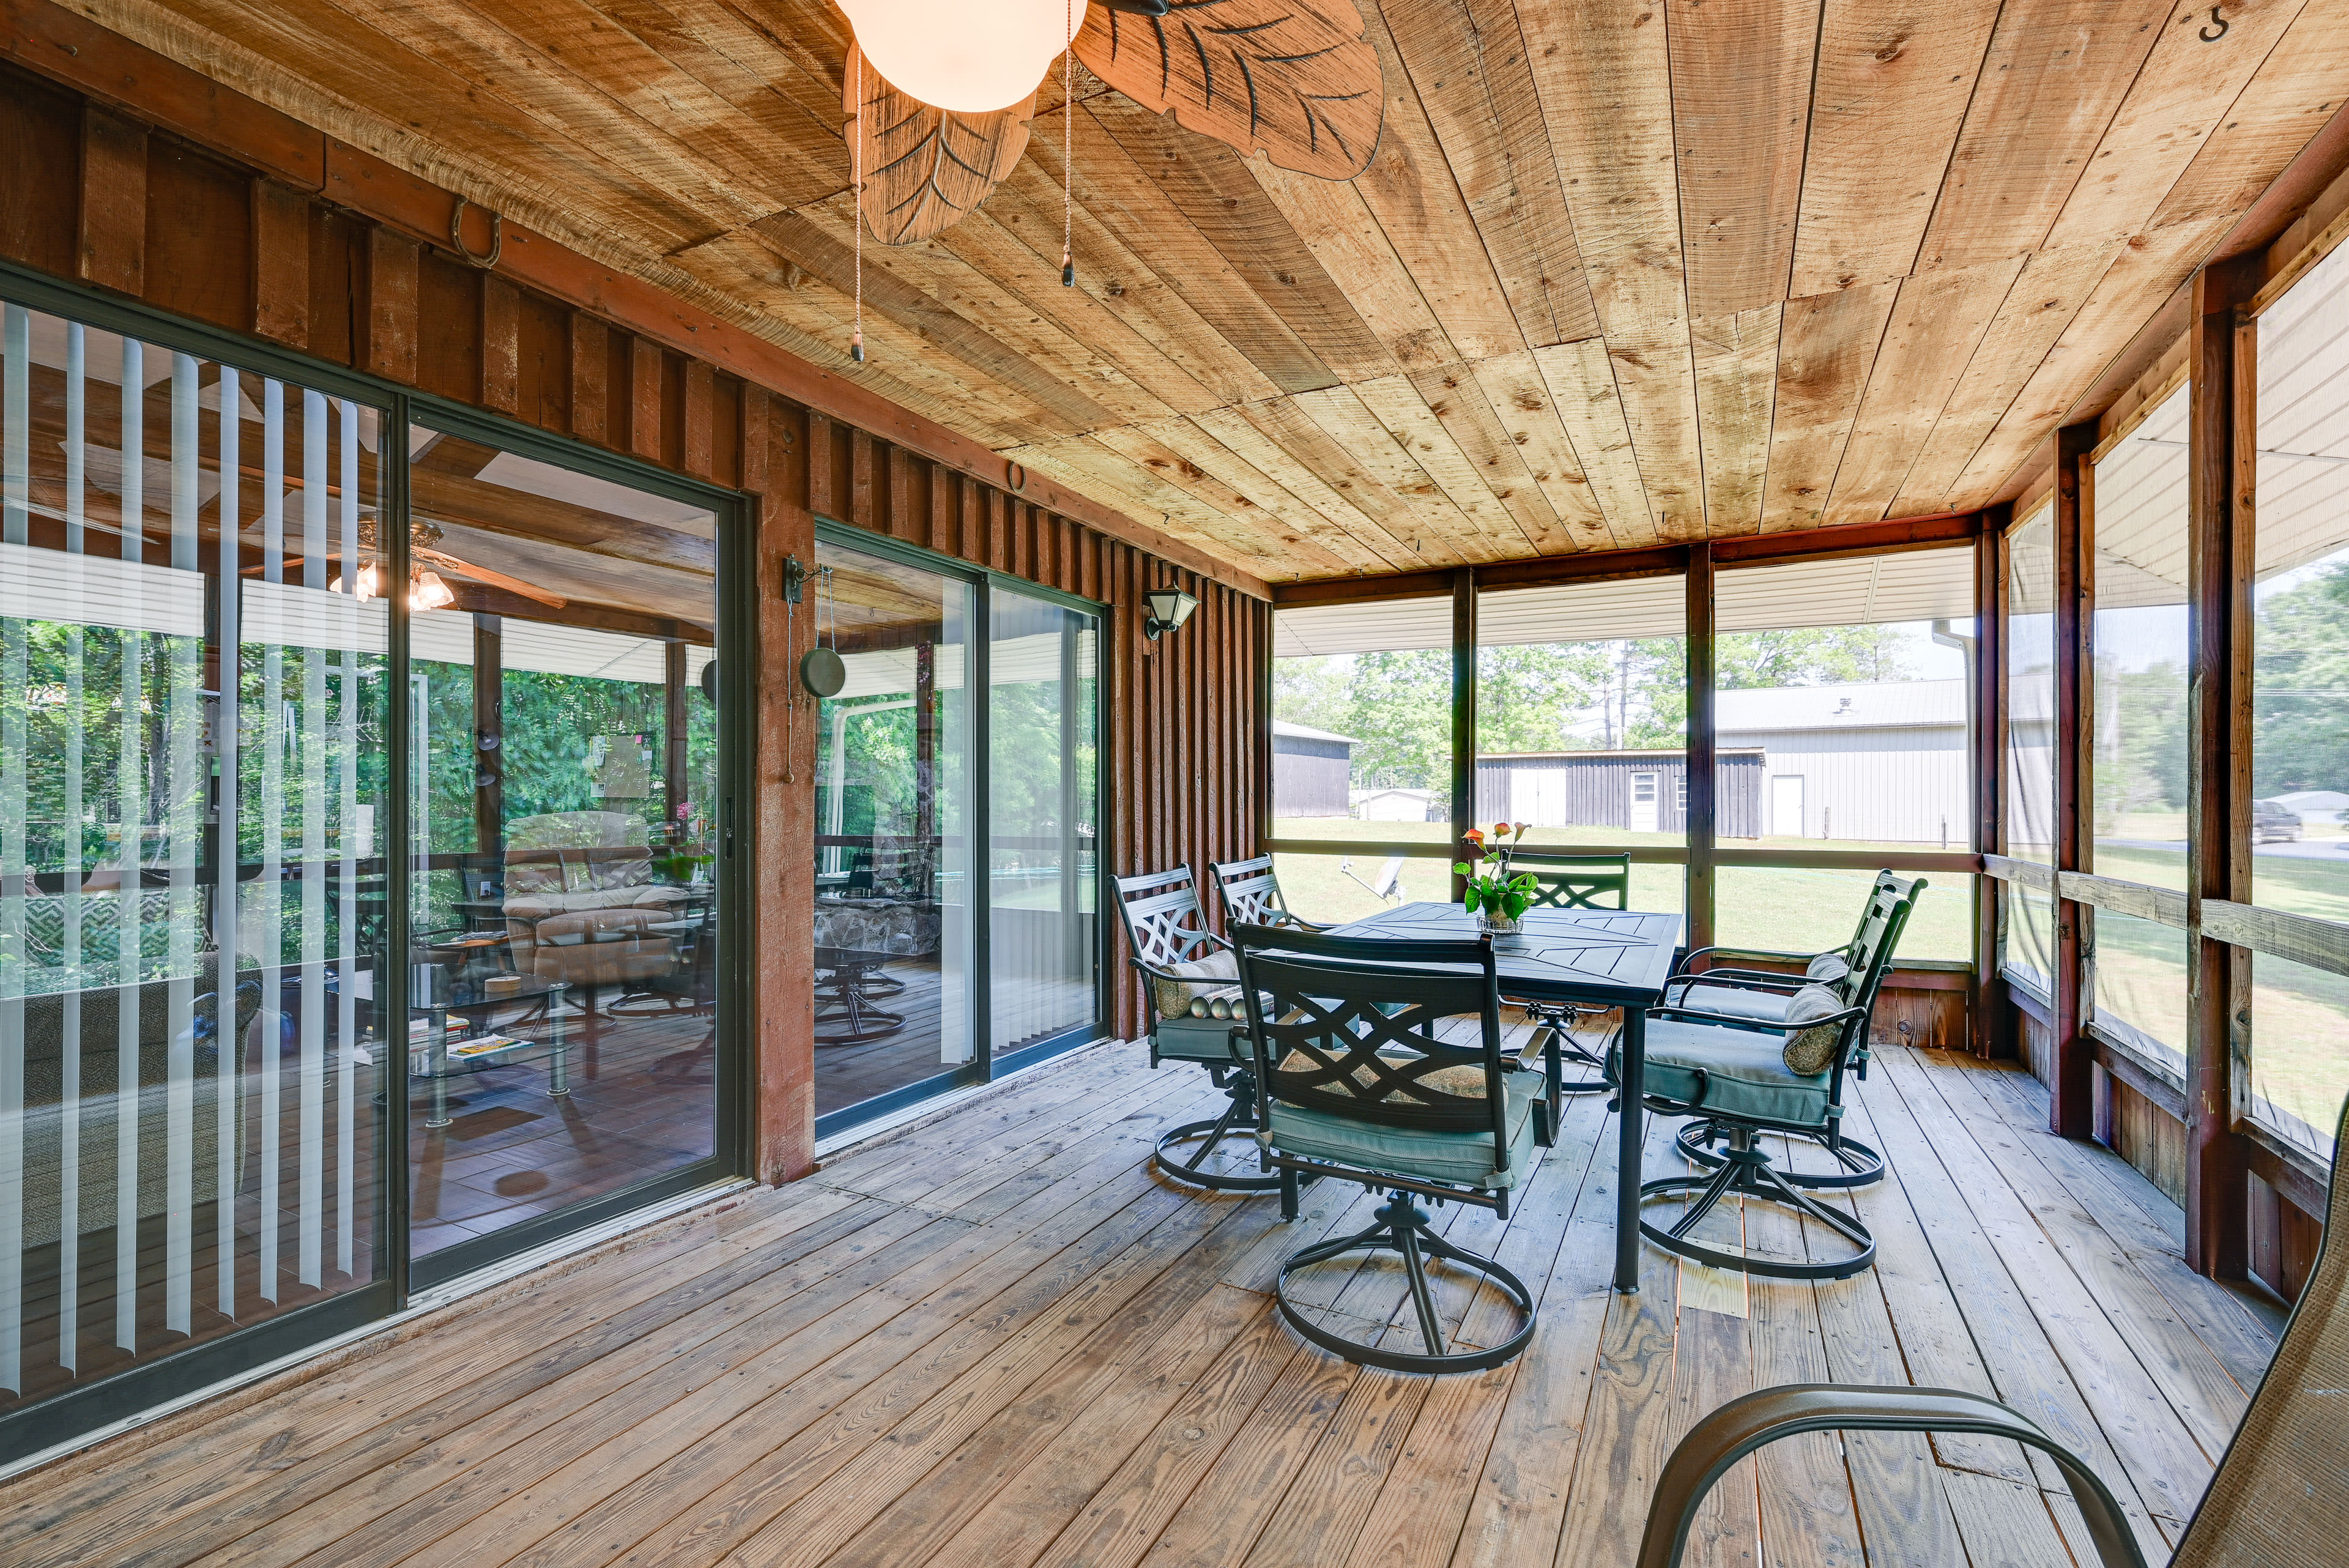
{"left": 0, "top": 1036, "right": 2276, "bottom": 1568}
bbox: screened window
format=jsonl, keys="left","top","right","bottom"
{"left": 1474, "top": 573, "right": 1687, "bottom": 920}
{"left": 2250, "top": 234, "right": 2349, "bottom": 1157}
{"left": 1270, "top": 597, "right": 1453, "bottom": 921}
{"left": 2004, "top": 504, "right": 2058, "bottom": 992}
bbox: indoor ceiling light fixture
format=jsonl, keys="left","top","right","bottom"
{"left": 836, "top": 0, "right": 1082, "bottom": 114}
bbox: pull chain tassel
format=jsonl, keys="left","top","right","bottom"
{"left": 850, "top": 329, "right": 864, "bottom": 364}
{"left": 1061, "top": 248, "right": 1075, "bottom": 288}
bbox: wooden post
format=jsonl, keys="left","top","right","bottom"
{"left": 2186, "top": 257, "right": 2258, "bottom": 1278}
{"left": 664, "top": 637, "right": 690, "bottom": 841}
{"left": 1973, "top": 510, "right": 2011, "bottom": 1057}
{"left": 2050, "top": 422, "right": 2094, "bottom": 1138}
{"left": 472, "top": 614, "right": 503, "bottom": 864}
{"left": 250, "top": 178, "right": 310, "bottom": 347}
{"left": 752, "top": 403, "right": 817, "bottom": 1185}
{"left": 1685, "top": 544, "right": 1716, "bottom": 953}
{"left": 77, "top": 105, "right": 146, "bottom": 296}
{"left": 1450, "top": 567, "right": 1475, "bottom": 901}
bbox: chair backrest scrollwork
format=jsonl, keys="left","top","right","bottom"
{"left": 1113, "top": 865, "right": 1222, "bottom": 979}
{"left": 1209, "top": 855, "right": 1308, "bottom": 931}
{"left": 1512, "top": 851, "right": 1631, "bottom": 912}
{"left": 1231, "top": 925, "right": 1515, "bottom": 1173}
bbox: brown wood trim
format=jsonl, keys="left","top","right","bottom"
{"left": 2184, "top": 253, "right": 2260, "bottom": 1279}
{"left": 2086, "top": 1026, "right": 2189, "bottom": 1121}
{"left": 1471, "top": 546, "right": 1691, "bottom": 591}
{"left": 1685, "top": 544, "right": 1716, "bottom": 953}
{"left": 2005, "top": 970, "right": 2053, "bottom": 1027}
{"left": 1712, "top": 847, "right": 1981, "bottom": 873}
{"left": 1981, "top": 853, "right": 2054, "bottom": 891}
{"left": 1449, "top": 567, "right": 1475, "bottom": 905}
{"left": 1271, "top": 568, "right": 1458, "bottom": 606}
{"left": 1266, "top": 838, "right": 1693, "bottom": 864}
{"left": 2058, "top": 871, "right": 2189, "bottom": 930}
{"left": 1975, "top": 517, "right": 2009, "bottom": 1057}
{"left": 2050, "top": 420, "right": 2091, "bottom": 1139}
{"left": 2240, "top": 1120, "right": 2332, "bottom": 1219}
{"left": 1707, "top": 509, "right": 1985, "bottom": 565}
{"left": 2202, "top": 899, "right": 2349, "bottom": 978}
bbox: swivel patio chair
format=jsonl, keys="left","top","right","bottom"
{"left": 1638, "top": 1092, "right": 2349, "bottom": 1568}
{"left": 1606, "top": 874, "right": 1924, "bottom": 1280}
{"left": 1115, "top": 865, "right": 1281, "bottom": 1193}
{"left": 1207, "top": 854, "right": 1324, "bottom": 934}
{"left": 1661, "top": 869, "right": 1910, "bottom": 1191}
{"left": 1232, "top": 923, "right": 1556, "bottom": 1373}
{"left": 1505, "top": 851, "right": 1634, "bottom": 1097}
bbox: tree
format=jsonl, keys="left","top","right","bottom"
{"left": 1477, "top": 642, "right": 1611, "bottom": 753}
{"left": 2252, "top": 560, "right": 2349, "bottom": 795}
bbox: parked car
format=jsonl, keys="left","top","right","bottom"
{"left": 2253, "top": 798, "right": 2303, "bottom": 843}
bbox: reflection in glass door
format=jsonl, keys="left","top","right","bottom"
{"left": 990, "top": 589, "right": 1098, "bottom": 1060}
{"left": 404, "top": 426, "right": 722, "bottom": 1269}
{"left": 814, "top": 541, "right": 974, "bottom": 1125}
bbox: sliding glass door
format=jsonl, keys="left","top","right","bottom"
{"left": 812, "top": 530, "right": 1101, "bottom": 1134}
{"left": 1, "top": 302, "right": 388, "bottom": 1426}
{"left": 404, "top": 423, "right": 727, "bottom": 1273}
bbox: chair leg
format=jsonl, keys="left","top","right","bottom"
{"left": 1152, "top": 1067, "right": 1285, "bottom": 1194}
{"left": 1636, "top": 1126, "right": 1877, "bottom": 1280}
{"left": 1674, "top": 1117, "right": 1885, "bottom": 1189}
{"left": 1273, "top": 1188, "right": 1535, "bottom": 1373}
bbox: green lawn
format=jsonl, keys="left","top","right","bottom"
{"left": 1267, "top": 819, "right": 1972, "bottom": 961}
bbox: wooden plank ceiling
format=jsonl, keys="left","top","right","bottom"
{"left": 84, "top": 0, "right": 2349, "bottom": 582}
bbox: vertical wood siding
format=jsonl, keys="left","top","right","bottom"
{"left": 0, "top": 59, "right": 1267, "bottom": 1185}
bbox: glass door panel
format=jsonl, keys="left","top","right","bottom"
{"left": 814, "top": 541, "right": 974, "bottom": 1123}
{"left": 989, "top": 589, "right": 1099, "bottom": 1057}
{"left": 404, "top": 426, "right": 720, "bottom": 1263}
{"left": 1, "top": 302, "right": 386, "bottom": 1417}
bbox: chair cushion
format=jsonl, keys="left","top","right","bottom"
{"left": 1611, "top": 1020, "right": 1831, "bottom": 1127}
{"left": 1672, "top": 981, "right": 1797, "bottom": 1022}
{"left": 1806, "top": 951, "right": 1852, "bottom": 985}
{"left": 1156, "top": 1013, "right": 1247, "bottom": 1064}
{"left": 1779, "top": 983, "right": 1846, "bottom": 1076}
{"left": 1152, "top": 952, "right": 1238, "bottom": 1019}
{"left": 1262, "top": 1068, "right": 1543, "bottom": 1190}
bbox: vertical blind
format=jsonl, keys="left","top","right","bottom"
{"left": 0, "top": 301, "right": 382, "bottom": 1411}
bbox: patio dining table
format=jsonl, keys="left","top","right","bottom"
{"left": 1321, "top": 901, "right": 1682, "bottom": 1293}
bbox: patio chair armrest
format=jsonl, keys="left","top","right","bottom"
{"left": 1677, "top": 944, "right": 1830, "bottom": 971}
{"left": 1660, "top": 971, "right": 1808, "bottom": 1005}
{"left": 1648, "top": 1001, "right": 1869, "bottom": 1034}
{"left": 1638, "top": 1385, "right": 2147, "bottom": 1568}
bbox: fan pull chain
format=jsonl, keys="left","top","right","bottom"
{"left": 850, "top": 47, "right": 867, "bottom": 362}
{"left": 1061, "top": 0, "right": 1075, "bottom": 287}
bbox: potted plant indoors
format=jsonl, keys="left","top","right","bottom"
{"left": 1456, "top": 822, "right": 1537, "bottom": 935}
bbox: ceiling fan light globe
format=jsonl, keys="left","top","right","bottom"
{"left": 839, "top": 0, "right": 1076, "bottom": 113}
{"left": 410, "top": 570, "right": 456, "bottom": 612}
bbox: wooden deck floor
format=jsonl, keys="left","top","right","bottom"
{"left": 1, "top": 1028, "right": 2286, "bottom": 1568}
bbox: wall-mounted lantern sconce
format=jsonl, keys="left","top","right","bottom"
{"left": 1143, "top": 587, "right": 1200, "bottom": 641}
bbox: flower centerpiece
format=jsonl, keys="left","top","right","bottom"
{"left": 1455, "top": 822, "right": 1537, "bottom": 935}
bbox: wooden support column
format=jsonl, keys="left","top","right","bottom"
{"left": 571, "top": 314, "right": 609, "bottom": 445}
{"left": 365, "top": 226, "right": 419, "bottom": 384}
{"left": 1686, "top": 544, "right": 1716, "bottom": 953}
{"left": 2186, "top": 257, "right": 2258, "bottom": 1278}
{"left": 629, "top": 335, "right": 662, "bottom": 462}
{"left": 473, "top": 617, "right": 504, "bottom": 927}
{"left": 664, "top": 638, "right": 689, "bottom": 840}
{"left": 250, "top": 178, "right": 310, "bottom": 347}
{"left": 1973, "top": 511, "right": 2012, "bottom": 1057}
{"left": 752, "top": 399, "right": 816, "bottom": 1185}
{"left": 481, "top": 275, "right": 519, "bottom": 415}
{"left": 77, "top": 105, "right": 146, "bottom": 295}
{"left": 1450, "top": 567, "right": 1476, "bottom": 902}
{"left": 2050, "top": 422, "right": 2094, "bottom": 1138}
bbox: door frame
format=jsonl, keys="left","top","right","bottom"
{"left": 809, "top": 521, "right": 1110, "bottom": 1142}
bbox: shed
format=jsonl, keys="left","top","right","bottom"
{"left": 1477, "top": 749, "right": 1764, "bottom": 838}
{"left": 1271, "top": 719, "right": 1355, "bottom": 817}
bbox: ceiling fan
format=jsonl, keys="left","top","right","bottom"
{"left": 836, "top": 0, "right": 1384, "bottom": 246}
{"left": 324, "top": 519, "right": 569, "bottom": 611}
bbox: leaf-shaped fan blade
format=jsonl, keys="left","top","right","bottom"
{"left": 844, "top": 43, "right": 1036, "bottom": 245}
{"left": 1074, "top": 0, "right": 1382, "bottom": 180}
